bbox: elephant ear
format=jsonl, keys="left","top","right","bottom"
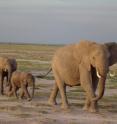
{"left": 80, "top": 55, "right": 91, "bottom": 71}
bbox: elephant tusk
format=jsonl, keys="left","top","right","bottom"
{"left": 109, "top": 72, "right": 115, "bottom": 77}
{"left": 97, "top": 71, "right": 101, "bottom": 78}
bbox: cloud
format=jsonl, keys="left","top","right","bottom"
{"left": 0, "top": 0, "right": 117, "bottom": 43}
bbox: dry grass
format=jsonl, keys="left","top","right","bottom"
{"left": 0, "top": 43, "right": 116, "bottom": 124}
{"left": 0, "top": 43, "right": 62, "bottom": 71}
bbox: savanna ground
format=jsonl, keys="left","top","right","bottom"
{"left": 0, "top": 43, "right": 116, "bottom": 124}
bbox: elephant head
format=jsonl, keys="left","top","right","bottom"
{"left": 104, "top": 42, "right": 117, "bottom": 66}
{"left": 82, "top": 42, "right": 110, "bottom": 101}
{"left": 5, "top": 58, "right": 17, "bottom": 86}
{"left": 0, "top": 57, "right": 17, "bottom": 85}
{"left": 92, "top": 46, "right": 110, "bottom": 101}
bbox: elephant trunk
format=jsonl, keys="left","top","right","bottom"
{"left": 93, "top": 68, "right": 107, "bottom": 101}
{"left": 7, "top": 67, "right": 12, "bottom": 86}
{"left": 93, "top": 76, "right": 106, "bottom": 101}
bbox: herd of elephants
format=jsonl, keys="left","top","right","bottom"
{"left": 0, "top": 40, "right": 117, "bottom": 113}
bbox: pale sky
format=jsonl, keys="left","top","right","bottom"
{"left": 0, "top": 0, "right": 117, "bottom": 44}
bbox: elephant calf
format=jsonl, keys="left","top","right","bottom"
{"left": 8, "top": 71, "right": 35, "bottom": 101}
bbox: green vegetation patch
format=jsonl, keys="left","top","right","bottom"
{"left": 0, "top": 43, "right": 61, "bottom": 71}
{"left": 17, "top": 60, "right": 50, "bottom": 71}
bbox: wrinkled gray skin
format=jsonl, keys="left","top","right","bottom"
{"left": 0, "top": 57, "right": 17, "bottom": 95}
{"left": 104, "top": 42, "right": 117, "bottom": 66}
{"left": 48, "top": 41, "right": 110, "bottom": 112}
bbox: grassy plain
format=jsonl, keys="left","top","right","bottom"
{"left": 0, "top": 43, "right": 61, "bottom": 71}
{"left": 0, "top": 43, "right": 116, "bottom": 124}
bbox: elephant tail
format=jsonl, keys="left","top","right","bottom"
{"left": 36, "top": 67, "right": 52, "bottom": 78}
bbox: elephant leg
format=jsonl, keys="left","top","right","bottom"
{"left": 64, "top": 84, "right": 68, "bottom": 104}
{"left": 8, "top": 90, "right": 13, "bottom": 96}
{"left": 19, "top": 89, "right": 24, "bottom": 99}
{"left": 91, "top": 71, "right": 99, "bottom": 110}
{"left": 48, "top": 82, "right": 58, "bottom": 106}
{"left": 22, "top": 84, "right": 31, "bottom": 101}
{"left": 7, "top": 80, "right": 13, "bottom": 96}
{"left": 8, "top": 83, "right": 18, "bottom": 98}
{"left": 6, "top": 81, "right": 12, "bottom": 93}
{"left": 0, "top": 75, "right": 4, "bottom": 95}
{"left": 81, "top": 83, "right": 97, "bottom": 112}
{"left": 83, "top": 86, "right": 98, "bottom": 112}
{"left": 55, "top": 76, "right": 68, "bottom": 109}
{"left": 83, "top": 96, "right": 90, "bottom": 111}
{"left": 83, "top": 69, "right": 99, "bottom": 111}
{"left": 14, "top": 87, "right": 18, "bottom": 98}
{"left": 6, "top": 75, "right": 9, "bottom": 86}
{"left": 79, "top": 65, "right": 97, "bottom": 112}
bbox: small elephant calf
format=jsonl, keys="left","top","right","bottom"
{"left": 8, "top": 71, "right": 35, "bottom": 101}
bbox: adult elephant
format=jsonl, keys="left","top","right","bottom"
{"left": 104, "top": 42, "right": 117, "bottom": 66}
{"left": 0, "top": 57, "right": 17, "bottom": 95}
{"left": 48, "top": 40, "right": 110, "bottom": 112}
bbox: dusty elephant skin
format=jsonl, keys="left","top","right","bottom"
{"left": 0, "top": 43, "right": 116, "bottom": 124}
{"left": 8, "top": 71, "right": 35, "bottom": 101}
{"left": 0, "top": 57, "right": 17, "bottom": 95}
{"left": 48, "top": 40, "right": 110, "bottom": 112}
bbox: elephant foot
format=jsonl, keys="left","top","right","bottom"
{"left": 61, "top": 103, "right": 69, "bottom": 110}
{"left": 88, "top": 108, "right": 97, "bottom": 113}
{"left": 27, "top": 97, "right": 32, "bottom": 101}
{"left": 82, "top": 105, "right": 89, "bottom": 111}
{"left": 89, "top": 101, "right": 99, "bottom": 113}
{"left": 48, "top": 99, "right": 57, "bottom": 106}
{"left": 88, "top": 105, "right": 98, "bottom": 113}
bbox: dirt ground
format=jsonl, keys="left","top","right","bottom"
{"left": 0, "top": 44, "right": 116, "bottom": 124}
{"left": 0, "top": 77, "right": 116, "bottom": 124}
